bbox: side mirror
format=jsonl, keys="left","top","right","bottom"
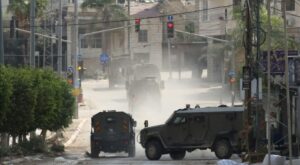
{"left": 160, "top": 81, "right": 165, "bottom": 89}
{"left": 144, "top": 120, "right": 148, "bottom": 128}
{"left": 133, "top": 121, "right": 137, "bottom": 127}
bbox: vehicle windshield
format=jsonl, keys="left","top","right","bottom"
{"left": 134, "top": 65, "right": 160, "bottom": 80}
{"left": 165, "top": 113, "right": 175, "bottom": 124}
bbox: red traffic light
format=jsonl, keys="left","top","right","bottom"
{"left": 135, "top": 18, "right": 141, "bottom": 24}
{"left": 167, "top": 22, "right": 174, "bottom": 29}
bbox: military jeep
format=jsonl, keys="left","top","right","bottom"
{"left": 139, "top": 105, "right": 244, "bottom": 160}
{"left": 90, "top": 110, "right": 136, "bottom": 158}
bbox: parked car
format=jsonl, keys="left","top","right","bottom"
{"left": 139, "top": 105, "right": 244, "bottom": 160}
{"left": 90, "top": 110, "right": 136, "bottom": 158}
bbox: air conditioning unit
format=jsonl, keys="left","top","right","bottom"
{"left": 287, "top": 17, "right": 295, "bottom": 27}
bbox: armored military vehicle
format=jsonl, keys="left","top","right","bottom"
{"left": 127, "top": 77, "right": 162, "bottom": 112}
{"left": 90, "top": 110, "right": 136, "bottom": 158}
{"left": 126, "top": 63, "right": 164, "bottom": 112}
{"left": 139, "top": 105, "right": 244, "bottom": 160}
{"left": 108, "top": 55, "right": 131, "bottom": 88}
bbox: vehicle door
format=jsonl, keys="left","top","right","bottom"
{"left": 160, "top": 114, "right": 189, "bottom": 147}
{"left": 186, "top": 115, "right": 209, "bottom": 145}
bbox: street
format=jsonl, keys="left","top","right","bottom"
{"left": 0, "top": 72, "right": 245, "bottom": 165}
{"left": 16, "top": 72, "right": 242, "bottom": 165}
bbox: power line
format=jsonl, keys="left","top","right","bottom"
{"left": 2, "top": 4, "right": 234, "bottom": 29}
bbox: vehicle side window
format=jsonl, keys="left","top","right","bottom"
{"left": 172, "top": 116, "right": 187, "bottom": 124}
{"left": 194, "top": 116, "right": 205, "bottom": 123}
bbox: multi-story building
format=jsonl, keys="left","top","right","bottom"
{"left": 129, "top": 1, "right": 163, "bottom": 68}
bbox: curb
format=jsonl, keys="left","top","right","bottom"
{"left": 64, "top": 118, "right": 87, "bottom": 147}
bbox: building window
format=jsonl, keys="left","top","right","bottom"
{"left": 202, "top": 0, "right": 208, "bottom": 21}
{"left": 138, "top": 30, "right": 148, "bottom": 42}
{"left": 90, "top": 33, "right": 102, "bottom": 48}
{"left": 81, "top": 38, "right": 88, "bottom": 48}
{"left": 286, "top": 0, "right": 295, "bottom": 11}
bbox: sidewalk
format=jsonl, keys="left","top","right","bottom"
{"left": 61, "top": 103, "right": 89, "bottom": 147}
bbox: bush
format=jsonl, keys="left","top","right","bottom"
{"left": 50, "top": 143, "right": 65, "bottom": 153}
{"left": 18, "top": 136, "right": 48, "bottom": 154}
{"left": 0, "top": 146, "right": 10, "bottom": 157}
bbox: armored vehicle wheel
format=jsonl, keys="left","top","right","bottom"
{"left": 145, "top": 140, "right": 162, "bottom": 160}
{"left": 91, "top": 147, "right": 99, "bottom": 158}
{"left": 214, "top": 139, "right": 232, "bottom": 159}
{"left": 169, "top": 151, "right": 186, "bottom": 160}
{"left": 128, "top": 139, "right": 136, "bottom": 157}
{"left": 128, "top": 145, "right": 135, "bottom": 157}
{"left": 90, "top": 139, "right": 99, "bottom": 158}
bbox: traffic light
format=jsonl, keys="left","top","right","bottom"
{"left": 135, "top": 18, "right": 141, "bottom": 32}
{"left": 295, "top": 59, "right": 300, "bottom": 85}
{"left": 167, "top": 21, "right": 174, "bottom": 38}
{"left": 10, "top": 16, "right": 18, "bottom": 38}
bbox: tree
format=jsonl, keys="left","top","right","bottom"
{"left": 0, "top": 66, "right": 12, "bottom": 127}
{"left": 32, "top": 69, "right": 75, "bottom": 139}
{"left": 32, "top": 69, "right": 58, "bottom": 139}
{"left": 0, "top": 66, "right": 13, "bottom": 147}
{"left": 7, "top": 0, "right": 48, "bottom": 28}
{"left": 3, "top": 68, "right": 37, "bottom": 143}
{"left": 230, "top": 6, "right": 298, "bottom": 51}
{"left": 81, "top": 0, "right": 127, "bottom": 54}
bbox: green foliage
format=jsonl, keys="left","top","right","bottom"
{"left": 18, "top": 136, "right": 48, "bottom": 154}
{"left": 0, "top": 66, "right": 13, "bottom": 127}
{"left": 50, "top": 143, "right": 65, "bottom": 152}
{"left": 0, "top": 146, "right": 10, "bottom": 157}
{"left": 230, "top": 5, "right": 298, "bottom": 50}
{"left": 7, "top": 0, "right": 48, "bottom": 22}
{"left": 81, "top": 0, "right": 127, "bottom": 21}
{"left": 33, "top": 69, "right": 60, "bottom": 131}
{"left": 0, "top": 67, "right": 75, "bottom": 142}
{"left": 4, "top": 68, "right": 37, "bottom": 136}
{"left": 57, "top": 81, "right": 75, "bottom": 129}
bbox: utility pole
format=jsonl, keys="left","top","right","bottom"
{"left": 58, "top": 0, "right": 63, "bottom": 75}
{"left": 243, "top": 0, "right": 253, "bottom": 156}
{"left": 283, "top": 0, "right": 293, "bottom": 164}
{"left": 128, "top": 0, "right": 131, "bottom": 59}
{"left": 168, "top": 38, "right": 172, "bottom": 79}
{"left": 73, "top": 0, "right": 79, "bottom": 119}
{"left": 255, "top": 0, "right": 261, "bottom": 151}
{"left": 0, "top": 0, "right": 4, "bottom": 64}
{"left": 30, "top": 0, "right": 36, "bottom": 67}
{"left": 43, "top": 20, "right": 46, "bottom": 68}
{"left": 51, "top": 0, "right": 54, "bottom": 68}
{"left": 266, "top": 0, "right": 272, "bottom": 164}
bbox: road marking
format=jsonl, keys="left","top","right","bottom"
{"left": 64, "top": 118, "right": 88, "bottom": 147}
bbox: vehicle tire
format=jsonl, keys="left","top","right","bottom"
{"left": 214, "top": 139, "right": 233, "bottom": 159}
{"left": 169, "top": 151, "right": 186, "bottom": 160}
{"left": 128, "top": 139, "right": 136, "bottom": 157}
{"left": 145, "top": 140, "right": 163, "bottom": 160}
{"left": 90, "top": 144, "right": 99, "bottom": 158}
